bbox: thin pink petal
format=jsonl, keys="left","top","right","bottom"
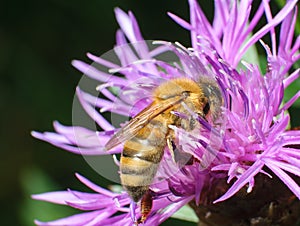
{"left": 75, "top": 173, "right": 117, "bottom": 197}
{"left": 214, "top": 160, "right": 264, "bottom": 203}
{"left": 236, "top": 0, "right": 298, "bottom": 66}
{"left": 264, "top": 158, "right": 300, "bottom": 177}
{"left": 32, "top": 191, "right": 75, "bottom": 205}
{"left": 86, "top": 52, "right": 120, "bottom": 69}
{"left": 72, "top": 60, "right": 126, "bottom": 86}
{"left": 167, "top": 12, "right": 192, "bottom": 30}
{"left": 34, "top": 210, "right": 101, "bottom": 226}
{"left": 265, "top": 163, "right": 300, "bottom": 199}
{"left": 76, "top": 87, "right": 115, "bottom": 131}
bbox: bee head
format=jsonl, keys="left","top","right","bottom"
{"left": 199, "top": 78, "right": 223, "bottom": 121}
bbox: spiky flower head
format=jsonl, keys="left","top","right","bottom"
{"left": 32, "top": 1, "right": 300, "bottom": 225}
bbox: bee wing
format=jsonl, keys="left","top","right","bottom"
{"left": 104, "top": 95, "right": 185, "bottom": 150}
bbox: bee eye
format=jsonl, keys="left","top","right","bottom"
{"left": 203, "top": 102, "right": 210, "bottom": 115}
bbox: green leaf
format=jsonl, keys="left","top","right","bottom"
{"left": 275, "top": 0, "right": 300, "bottom": 35}
{"left": 237, "top": 31, "right": 261, "bottom": 73}
{"left": 171, "top": 204, "right": 199, "bottom": 223}
{"left": 240, "top": 37, "right": 260, "bottom": 67}
{"left": 19, "top": 167, "right": 78, "bottom": 226}
{"left": 284, "top": 78, "right": 300, "bottom": 108}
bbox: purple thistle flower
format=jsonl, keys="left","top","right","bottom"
{"left": 32, "top": 0, "right": 300, "bottom": 225}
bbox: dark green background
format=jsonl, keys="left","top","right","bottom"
{"left": 0, "top": 1, "right": 299, "bottom": 226}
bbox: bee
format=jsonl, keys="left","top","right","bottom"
{"left": 105, "top": 77, "right": 223, "bottom": 224}
{"left": 138, "top": 190, "right": 153, "bottom": 224}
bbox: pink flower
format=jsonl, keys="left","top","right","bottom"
{"left": 32, "top": 1, "right": 300, "bottom": 225}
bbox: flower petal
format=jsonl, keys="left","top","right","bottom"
{"left": 34, "top": 210, "right": 103, "bottom": 226}
{"left": 214, "top": 160, "right": 265, "bottom": 203}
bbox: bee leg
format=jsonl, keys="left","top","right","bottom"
{"left": 167, "top": 135, "right": 193, "bottom": 166}
{"left": 167, "top": 135, "right": 176, "bottom": 162}
{"left": 136, "top": 190, "right": 153, "bottom": 224}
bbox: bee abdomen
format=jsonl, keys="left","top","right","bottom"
{"left": 122, "top": 139, "right": 164, "bottom": 163}
{"left": 120, "top": 118, "right": 169, "bottom": 202}
{"left": 120, "top": 155, "right": 157, "bottom": 176}
{"left": 124, "top": 185, "right": 148, "bottom": 203}
{"left": 120, "top": 156, "right": 159, "bottom": 202}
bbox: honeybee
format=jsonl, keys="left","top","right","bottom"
{"left": 105, "top": 77, "right": 223, "bottom": 224}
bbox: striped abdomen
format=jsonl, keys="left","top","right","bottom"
{"left": 120, "top": 116, "right": 169, "bottom": 202}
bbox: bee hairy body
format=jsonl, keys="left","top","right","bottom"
{"left": 105, "top": 77, "right": 223, "bottom": 223}
{"left": 120, "top": 116, "right": 169, "bottom": 202}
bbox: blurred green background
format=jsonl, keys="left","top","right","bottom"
{"left": 0, "top": 1, "right": 299, "bottom": 226}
